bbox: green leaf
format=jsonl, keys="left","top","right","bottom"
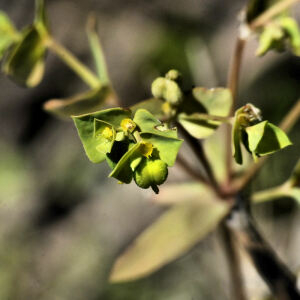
{"left": 94, "top": 119, "right": 116, "bottom": 154}
{"left": 130, "top": 98, "right": 165, "bottom": 119}
{"left": 109, "top": 198, "right": 229, "bottom": 282}
{"left": 133, "top": 109, "right": 178, "bottom": 138}
{"left": 140, "top": 133, "right": 183, "bottom": 166}
{"left": 86, "top": 14, "right": 110, "bottom": 84}
{"left": 43, "top": 86, "right": 113, "bottom": 118}
{"left": 246, "top": 121, "right": 292, "bottom": 156}
{"left": 0, "top": 11, "right": 20, "bottom": 60}
{"left": 109, "top": 143, "right": 143, "bottom": 184}
{"left": 72, "top": 108, "right": 131, "bottom": 163}
{"left": 280, "top": 17, "right": 300, "bottom": 55}
{"left": 178, "top": 88, "right": 232, "bottom": 139}
{"left": 2, "top": 25, "right": 46, "bottom": 87}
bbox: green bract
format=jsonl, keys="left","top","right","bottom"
{"left": 232, "top": 104, "right": 292, "bottom": 164}
{"left": 73, "top": 108, "right": 183, "bottom": 193}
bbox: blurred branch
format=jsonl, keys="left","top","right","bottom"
{"left": 250, "top": 0, "right": 300, "bottom": 30}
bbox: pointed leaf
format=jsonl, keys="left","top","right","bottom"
{"left": 72, "top": 108, "right": 131, "bottom": 163}
{"left": 109, "top": 143, "right": 143, "bottom": 184}
{"left": 140, "top": 132, "right": 183, "bottom": 166}
{"left": 109, "top": 199, "right": 229, "bottom": 282}
{"left": 2, "top": 26, "right": 46, "bottom": 87}
{"left": 0, "top": 11, "right": 20, "bottom": 60}
{"left": 246, "top": 120, "right": 268, "bottom": 152}
{"left": 43, "top": 86, "right": 113, "bottom": 118}
{"left": 94, "top": 119, "right": 116, "bottom": 154}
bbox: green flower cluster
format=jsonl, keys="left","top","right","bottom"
{"left": 73, "top": 108, "right": 183, "bottom": 193}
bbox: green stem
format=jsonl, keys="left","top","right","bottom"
{"left": 250, "top": 0, "right": 300, "bottom": 30}
{"left": 251, "top": 184, "right": 290, "bottom": 203}
{"left": 46, "top": 37, "right": 100, "bottom": 89}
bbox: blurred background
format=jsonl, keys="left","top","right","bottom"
{"left": 0, "top": 0, "right": 300, "bottom": 299}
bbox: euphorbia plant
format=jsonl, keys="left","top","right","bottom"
{"left": 1, "top": 0, "right": 300, "bottom": 299}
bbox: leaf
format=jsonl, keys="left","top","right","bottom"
{"left": 109, "top": 198, "right": 229, "bottom": 282}
{"left": 280, "top": 17, "right": 300, "bottom": 55}
{"left": 130, "top": 98, "right": 165, "bottom": 119}
{"left": 109, "top": 143, "right": 143, "bottom": 184}
{"left": 140, "top": 133, "right": 183, "bottom": 166}
{"left": 72, "top": 108, "right": 131, "bottom": 163}
{"left": 246, "top": 121, "right": 292, "bottom": 156}
{"left": 94, "top": 119, "right": 116, "bottom": 154}
{"left": 178, "top": 88, "right": 232, "bottom": 139}
{"left": 0, "top": 11, "right": 20, "bottom": 60}
{"left": 43, "top": 86, "right": 113, "bottom": 118}
{"left": 133, "top": 109, "right": 178, "bottom": 138}
{"left": 86, "top": 14, "right": 110, "bottom": 84}
{"left": 2, "top": 25, "right": 46, "bottom": 87}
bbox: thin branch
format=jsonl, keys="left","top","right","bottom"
{"left": 176, "top": 155, "right": 209, "bottom": 184}
{"left": 177, "top": 123, "right": 220, "bottom": 194}
{"left": 220, "top": 222, "right": 248, "bottom": 300}
{"left": 250, "top": 0, "right": 300, "bottom": 30}
{"left": 46, "top": 37, "right": 100, "bottom": 89}
{"left": 232, "top": 99, "right": 300, "bottom": 193}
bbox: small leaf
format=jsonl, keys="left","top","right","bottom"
{"left": 109, "top": 199, "right": 229, "bottom": 282}
{"left": 43, "top": 86, "right": 113, "bottom": 118}
{"left": 133, "top": 109, "right": 178, "bottom": 138}
{"left": 130, "top": 98, "right": 165, "bottom": 119}
{"left": 246, "top": 121, "right": 292, "bottom": 156}
{"left": 140, "top": 133, "right": 183, "bottom": 166}
{"left": 72, "top": 108, "right": 131, "bottom": 163}
{"left": 109, "top": 143, "right": 143, "bottom": 184}
{"left": 178, "top": 88, "right": 232, "bottom": 139}
{"left": 0, "top": 11, "right": 20, "bottom": 60}
{"left": 2, "top": 25, "right": 46, "bottom": 87}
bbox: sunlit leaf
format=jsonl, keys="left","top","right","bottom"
{"left": 2, "top": 26, "right": 46, "bottom": 87}
{"left": 94, "top": 119, "right": 116, "bottom": 154}
{"left": 246, "top": 121, "right": 292, "bottom": 156}
{"left": 109, "top": 199, "right": 229, "bottom": 282}
{"left": 72, "top": 108, "right": 131, "bottom": 163}
{"left": 0, "top": 11, "right": 20, "bottom": 60}
{"left": 43, "top": 86, "right": 113, "bottom": 118}
{"left": 178, "top": 88, "right": 232, "bottom": 139}
{"left": 140, "top": 133, "right": 183, "bottom": 166}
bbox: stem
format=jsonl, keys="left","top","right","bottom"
{"left": 232, "top": 99, "right": 300, "bottom": 193}
{"left": 220, "top": 222, "right": 248, "bottom": 300}
{"left": 176, "top": 155, "right": 209, "bottom": 184}
{"left": 225, "top": 36, "right": 247, "bottom": 185}
{"left": 177, "top": 123, "right": 220, "bottom": 194}
{"left": 46, "top": 37, "right": 100, "bottom": 89}
{"left": 250, "top": 0, "right": 300, "bottom": 30}
{"left": 251, "top": 184, "right": 289, "bottom": 203}
{"left": 188, "top": 113, "right": 233, "bottom": 123}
